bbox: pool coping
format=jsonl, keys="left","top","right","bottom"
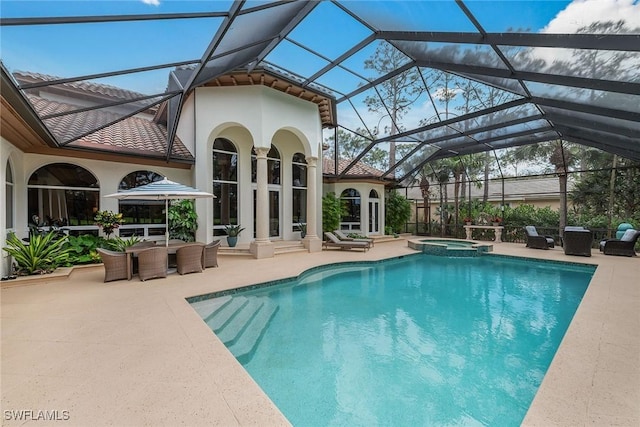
{"left": 1, "top": 239, "right": 638, "bottom": 426}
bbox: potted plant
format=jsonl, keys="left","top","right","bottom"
{"left": 492, "top": 216, "right": 502, "bottom": 226}
{"left": 224, "top": 224, "right": 245, "bottom": 247}
{"left": 463, "top": 216, "right": 473, "bottom": 225}
{"left": 296, "top": 223, "right": 307, "bottom": 239}
{"left": 94, "top": 210, "right": 123, "bottom": 238}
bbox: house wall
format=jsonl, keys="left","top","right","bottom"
{"left": 0, "top": 135, "right": 192, "bottom": 276}
{"left": 323, "top": 181, "right": 386, "bottom": 236}
{"left": 189, "top": 85, "right": 323, "bottom": 245}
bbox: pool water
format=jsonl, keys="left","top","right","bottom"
{"left": 192, "top": 254, "right": 594, "bottom": 426}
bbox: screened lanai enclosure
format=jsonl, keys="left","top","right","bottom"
{"left": 2, "top": 0, "right": 639, "bottom": 241}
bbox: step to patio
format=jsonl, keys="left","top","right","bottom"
{"left": 274, "top": 241, "right": 307, "bottom": 255}
{"left": 227, "top": 299, "right": 279, "bottom": 362}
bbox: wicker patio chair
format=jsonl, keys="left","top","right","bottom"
{"left": 563, "top": 228, "right": 593, "bottom": 257}
{"left": 130, "top": 240, "right": 157, "bottom": 272}
{"left": 334, "top": 229, "right": 374, "bottom": 247}
{"left": 323, "top": 232, "right": 370, "bottom": 251}
{"left": 202, "top": 240, "right": 221, "bottom": 268}
{"left": 137, "top": 247, "right": 168, "bottom": 281}
{"left": 524, "top": 226, "right": 555, "bottom": 249}
{"left": 600, "top": 229, "right": 640, "bottom": 257}
{"left": 176, "top": 243, "right": 205, "bottom": 275}
{"left": 96, "top": 248, "right": 129, "bottom": 283}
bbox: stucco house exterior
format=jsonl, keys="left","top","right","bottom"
{"left": 1, "top": 69, "right": 389, "bottom": 276}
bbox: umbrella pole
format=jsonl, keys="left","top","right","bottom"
{"left": 165, "top": 199, "right": 169, "bottom": 247}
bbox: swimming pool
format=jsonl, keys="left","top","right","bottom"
{"left": 190, "top": 254, "right": 594, "bottom": 426}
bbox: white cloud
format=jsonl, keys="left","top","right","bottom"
{"left": 141, "top": 0, "right": 161, "bottom": 6}
{"left": 542, "top": 0, "right": 640, "bottom": 33}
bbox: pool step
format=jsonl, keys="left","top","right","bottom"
{"left": 199, "top": 295, "right": 279, "bottom": 362}
{"left": 190, "top": 295, "right": 232, "bottom": 320}
{"left": 204, "top": 296, "right": 249, "bottom": 331}
{"left": 228, "top": 299, "right": 278, "bottom": 362}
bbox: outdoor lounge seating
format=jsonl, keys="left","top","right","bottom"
{"left": 176, "top": 243, "right": 205, "bottom": 275}
{"left": 562, "top": 227, "right": 593, "bottom": 257}
{"left": 137, "top": 247, "right": 168, "bottom": 281}
{"left": 334, "top": 229, "right": 374, "bottom": 247}
{"left": 323, "top": 232, "right": 370, "bottom": 251}
{"left": 202, "top": 240, "right": 221, "bottom": 268}
{"left": 599, "top": 229, "right": 640, "bottom": 257}
{"left": 96, "top": 248, "right": 129, "bottom": 283}
{"left": 524, "top": 226, "right": 555, "bottom": 249}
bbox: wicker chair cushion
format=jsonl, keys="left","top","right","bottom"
{"left": 525, "top": 226, "right": 538, "bottom": 236}
{"left": 621, "top": 229, "right": 637, "bottom": 241}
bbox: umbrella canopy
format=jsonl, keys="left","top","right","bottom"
{"left": 105, "top": 177, "right": 214, "bottom": 246}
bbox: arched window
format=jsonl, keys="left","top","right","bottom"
{"left": 292, "top": 153, "right": 307, "bottom": 231}
{"left": 28, "top": 163, "right": 99, "bottom": 231}
{"left": 118, "top": 171, "right": 164, "bottom": 237}
{"left": 369, "top": 189, "right": 379, "bottom": 198}
{"left": 252, "top": 146, "right": 281, "bottom": 184}
{"left": 5, "top": 161, "right": 14, "bottom": 229}
{"left": 340, "top": 188, "right": 361, "bottom": 231}
{"left": 213, "top": 138, "right": 239, "bottom": 236}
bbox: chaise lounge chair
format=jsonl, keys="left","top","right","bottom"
{"left": 524, "top": 226, "right": 555, "bottom": 249}
{"left": 599, "top": 229, "right": 640, "bottom": 257}
{"left": 323, "top": 232, "right": 370, "bottom": 252}
{"left": 333, "top": 229, "right": 374, "bottom": 247}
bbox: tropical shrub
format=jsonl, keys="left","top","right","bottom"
{"left": 322, "top": 192, "right": 346, "bottom": 234}
{"left": 386, "top": 191, "right": 412, "bottom": 234}
{"left": 64, "top": 234, "right": 103, "bottom": 265}
{"left": 3, "top": 231, "right": 71, "bottom": 275}
{"left": 104, "top": 235, "right": 142, "bottom": 252}
{"left": 94, "top": 210, "right": 123, "bottom": 237}
{"left": 169, "top": 200, "right": 198, "bottom": 242}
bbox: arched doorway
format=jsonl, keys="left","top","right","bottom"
{"left": 252, "top": 146, "right": 281, "bottom": 238}
{"left": 212, "top": 138, "right": 239, "bottom": 237}
{"left": 369, "top": 189, "right": 380, "bottom": 234}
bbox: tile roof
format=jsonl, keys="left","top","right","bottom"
{"left": 322, "top": 157, "right": 384, "bottom": 177}
{"left": 26, "top": 94, "right": 192, "bottom": 160}
{"left": 15, "top": 71, "right": 149, "bottom": 103}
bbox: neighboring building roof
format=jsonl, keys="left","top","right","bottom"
{"left": 322, "top": 157, "right": 384, "bottom": 177}
{"left": 406, "top": 176, "right": 574, "bottom": 202}
{"left": 26, "top": 94, "right": 192, "bottom": 160}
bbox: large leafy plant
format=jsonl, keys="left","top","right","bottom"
{"left": 3, "top": 232, "right": 71, "bottom": 275}
{"left": 169, "top": 200, "right": 198, "bottom": 242}
{"left": 64, "top": 234, "right": 103, "bottom": 265}
{"left": 322, "top": 192, "right": 346, "bottom": 234}
{"left": 385, "top": 191, "right": 412, "bottom": 234}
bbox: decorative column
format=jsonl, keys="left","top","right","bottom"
{"left": 250, "top": 147, "right": 275, "bottom": 258}
{"left": 303, "top": 156, "right": 322, "bottom": 252}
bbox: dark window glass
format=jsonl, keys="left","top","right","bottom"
{"left": 27, "top": 163, "right": 99, "bottom": 227}
{"left": 5, "top": 162, "right": 13, "bottom": 228}
{"left": 213, "top": 139, "right": 238, "bottom": 182}
{"left": 213, "top": 182, "right": 238, "bottom": 236}
{"left": 341, "top": 188, "right": 361, "bottom": 223}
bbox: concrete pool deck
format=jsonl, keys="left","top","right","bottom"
{"left": 1, "top": 238, "right": 638, "bottom": 426}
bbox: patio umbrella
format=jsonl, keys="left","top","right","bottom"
{"left": 105, "top": 177, "right": 214, "bottom": 246}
